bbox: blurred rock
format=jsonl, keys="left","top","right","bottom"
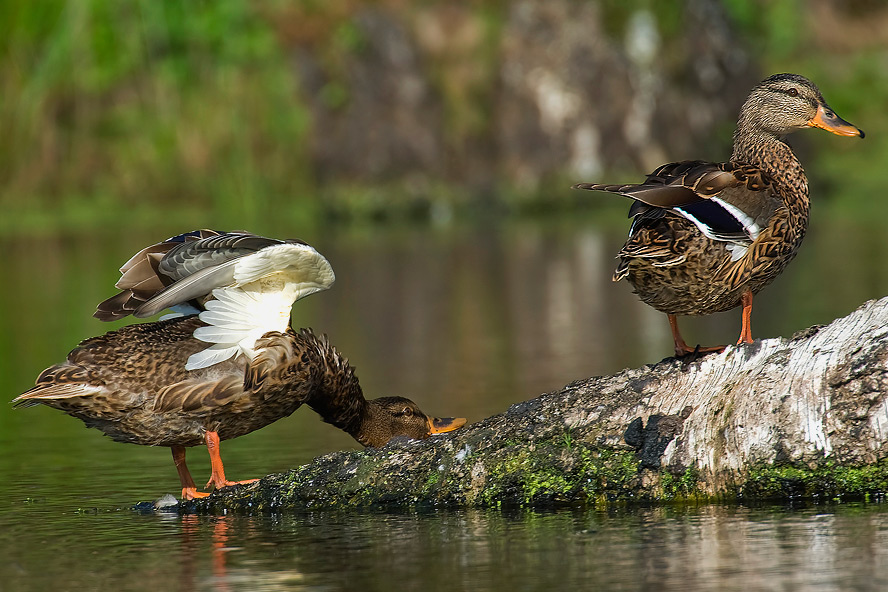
{"left": 285, "top": 1, "right": 757, "bottom": 194}
{"left": 292, "top": 8, "right": 445, "bottom": 183}
{"left": 809, "top": 0, "right": 888, "bottom": 51}
{"left": 495, "top": 0, "right": 755, "bottom": 189}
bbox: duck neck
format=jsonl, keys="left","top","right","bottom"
{"left": 732, "top": 123, "right": 809, "bottom": 203}
{"left": 302, "top": 339, "right": 372, "bottom": 445}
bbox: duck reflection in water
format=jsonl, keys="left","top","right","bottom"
{"left": 13, "top": 231, "right": 466, "bottom": 499}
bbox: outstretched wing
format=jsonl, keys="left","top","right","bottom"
{"left": 184, "top": 242, "right": 336, "bottom": 370}
{"left": 95, "top": 230, "right": 295, "bottom": 321}
{"left": 94, "top": 230, "right": 218, "bottom": 321}
{"left": 93, "top": 230, "right": 336, "bottom": 371}
{"left": 136, "top": 234, "right": 325, "bottom": 317}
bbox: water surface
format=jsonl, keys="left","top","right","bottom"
{"left": 4, "top": 501, "right": 888, "bottom": 591}
{"left": 2, "top": 212, "right": 887, "bottom": 590}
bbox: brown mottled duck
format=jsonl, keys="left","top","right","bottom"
{"left": 573, "top": 74, "right": 864, "bottom": 357}
{"left": 14, "top": 231, "right": 466, "bottom": 499}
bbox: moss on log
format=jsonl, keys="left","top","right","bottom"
{"left": 183, "top": 297, "right": 888, "bottom": 514}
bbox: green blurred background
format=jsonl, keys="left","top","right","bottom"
{"left": 1, "top": 0, "right": 885, "bottom": 234}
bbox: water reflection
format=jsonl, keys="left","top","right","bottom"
{"left": 6, "top": 503, "right": 888, "bottom": 591}
{"left": 177, "top": 515, "right": 260, "bottom": 592}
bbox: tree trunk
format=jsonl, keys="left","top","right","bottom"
{"left": 183, "top": 297, "right": 888, "bottom": 513}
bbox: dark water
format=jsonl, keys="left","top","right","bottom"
{"left": 2, "top": 211, "right": 888, "bottom": 590}
{"left": 4, "top": 502, "right": 888, "bottom": 592}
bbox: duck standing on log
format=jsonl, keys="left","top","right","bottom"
{"left": 573, "top": 74, "right": 864, "bottom": 357}
{"left": 13, "top": 231, "right": 466, "bottom": 499}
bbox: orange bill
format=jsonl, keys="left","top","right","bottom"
{"left": 808, "top": 103, "right": 864, "bottom": 138}
{"left": 427, "top": 416, "right": 467, "bottom": 434}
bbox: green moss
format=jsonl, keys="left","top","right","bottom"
{"left": 191, "top": 439, "right": 888, "bottom": 515}
{"left": 743, "top": 461, "right": 888, "bottom": 501}
{"left": 658, "top": 467, "right": 702, "bottom": 501}
{"left": 562, "top": 429, "right": 573, "bottom": 450}
{"left": 420, "top": 468, "right": 442, "bottom": 498}
{"left": 475, "top": 439, "right": 641, "bottom": 507}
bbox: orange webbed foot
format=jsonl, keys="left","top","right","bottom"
{"left": 182, "top": 487, "right": 212, "bottom": 500}
{"left": 673, "top": 343, "right": 726, "bottom": 360}
{"left": 204, "top": 477, "right": 260, "bottom": 490}
{"left": 668, "top": 314, "right": 726, "bottom": 360}
{"left": 202, "top": 431, "right": 260, "bottom": 491}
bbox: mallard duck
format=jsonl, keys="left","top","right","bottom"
{"left": 14, "top": 230, "right": 466, "bottom": 499}
{"left": 94, "top": 229, "right": 336, "bottom": 370}
{"left": 573, "top": 73, "right": 863, "bottom": 357}
{"left": 14, "top": 317, "right": 466, "bottom": 499}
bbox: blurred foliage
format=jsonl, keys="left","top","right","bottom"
{"left": 0, "top": 0, "right": 886, "bottom": 232}
{"left": 721, "top": 0, "right": 888, "bottom": 220}
{"left": 723, "top": 0, "right": 804, "bottom": 57}
{"left": 0, "top": 0, "right": 314, "bottom": 232}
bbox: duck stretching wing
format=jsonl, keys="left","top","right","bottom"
{"left": 95, "top": 230, "right": 336, "bottom": 370}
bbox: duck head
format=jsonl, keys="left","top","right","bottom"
{"left": 356, "top": 396, "right": 467, "bottom": 448}
{"left": 737, "top": 73, "right": 864, "bottom": 139}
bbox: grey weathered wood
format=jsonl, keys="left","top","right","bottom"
{"left": 184, "top": 297, "right": 888, "bottom": 513}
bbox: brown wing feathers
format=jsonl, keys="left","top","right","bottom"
{"left": 244, "top": 331, "right": 302, "bottom": 392}
{"left": 572, "top": 161, "right": 748, "bottom": 208}
{"left": 153, "top": 374, "right": 245, "bottom": 414}
{"left": 12, "top": 362, "right": 103, "bottom": 407}
{"left": 94, "top": 230, "right": 221, "bottom": 321}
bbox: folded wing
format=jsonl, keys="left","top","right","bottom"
{"left": 573, "top": 161, "right": 781, "bottom": 253}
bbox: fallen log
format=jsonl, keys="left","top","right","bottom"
{"left": 184, "top": 297, "right": 888, "bottom": 513}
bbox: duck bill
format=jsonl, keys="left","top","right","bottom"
{"left": 808, "top": 104, "right": 864, "bottom": 138}
{"left": 427, "top": 416, "right": 467, "bottom": 435}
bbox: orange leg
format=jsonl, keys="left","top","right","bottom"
{"left": 203, "top": 430, "right": 259, "bottom": 491}
{"left": 668, "top": 314, "right": 725, "bottom": 358}
{"left": 737, "top": 290, "right": 754, "bottom": 345}
{"left": 172, "top": 446, "right": 210, "bottom": 500}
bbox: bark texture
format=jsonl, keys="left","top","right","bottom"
{"left": 184, "top": 297, "right": 888, "bottom": 514}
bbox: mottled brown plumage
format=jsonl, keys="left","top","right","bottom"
{"left": 574, "top": 73, "right": 864, "bottom": 356}
{"left": 13, "top": 316, "right": 465, "bottom": 499}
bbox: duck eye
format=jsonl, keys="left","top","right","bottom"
{"left": 787, "top": 87, "right": 799, "bottom": 98}
{"left": 400, "top": 406, "right": 413, "bottom": 417}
